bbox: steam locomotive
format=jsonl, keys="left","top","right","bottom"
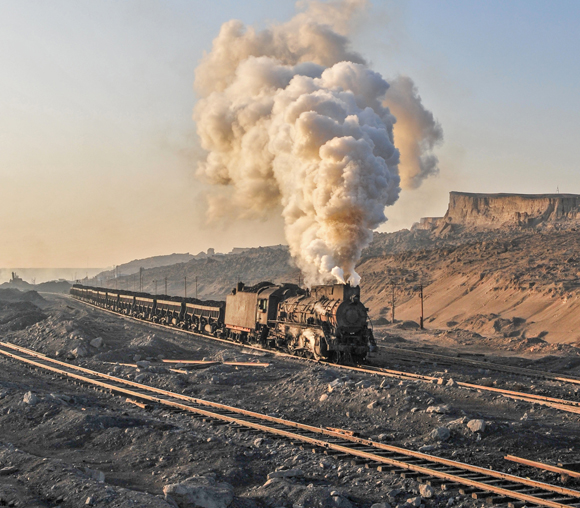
{"left": 70, "top": 281, "right": 375, "bottom": 363}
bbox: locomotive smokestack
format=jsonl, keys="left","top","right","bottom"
{"left": 193, "top": 0, "right": 442, "bottom": 286}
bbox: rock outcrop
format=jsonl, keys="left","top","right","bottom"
{"left": 443, "top": 192, "right": 580, "bottom": 228}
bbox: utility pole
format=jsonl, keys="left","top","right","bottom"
{"left": 195, "top": 276, "right": 198, "bottom": 299}
{"left": 139, "top": 267, "right": 144, "bottom": 293}
{"left": 164, "top": 277, "right": 167, "bottom": 295}
{"left": 391, "top": 284, "right": 396, "bottom": 323}
{"left": 154, "top": 280, "right": 157, "bottom": 295}
{"left": 419, "top": 284, "right": 424, "bottom": 330}
{"left": 298, "top": 273, "right": 301, "bottom": 287}
{"left": 184, "top": 275, "right": 187, "bottom": 298}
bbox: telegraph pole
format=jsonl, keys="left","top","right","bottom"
{"left": 184, "top": 276, "right": 187, "bottom": 298}
{"left": 195, "top": 276, "right": 198, "bottom": 299}
{"left": 391, "top": 284, "right": 396, "bottom": 323}
{"left": 154, "top": 280, "right": 157, "bottom": 295}
{"left": 419, "top": 284, "right": 424, "bottom": 330}
{"left": 164, "top": 277, "right": 167, "bottom": 295}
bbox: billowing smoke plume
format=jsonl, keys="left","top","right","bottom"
{"left": 384, "top": 76, "right": 444, "bottom": 189}
{"left": 193, "top": 0, "right": 441, "bottom": 285}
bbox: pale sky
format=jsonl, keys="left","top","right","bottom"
{"left": 1, "top": 0, "right": 579, "bottom": 268}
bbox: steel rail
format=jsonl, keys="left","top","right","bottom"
{"left": 69, "top": 297, "right": 580, "bottom": 415}
{"left": 0, "top": 341, "right": 579, "bottom": 508}
{"left": 504, "top": 456, "right": 580, "bottom": 480}
{"left": 378, "top": 345, "right": 580, "bottom": 386}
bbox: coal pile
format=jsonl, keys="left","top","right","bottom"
{"left": 0, "top": 290, "right": 47, "bottom": 332}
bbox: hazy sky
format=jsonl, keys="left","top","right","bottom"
{"left": 2, "top": 0, "right": 579, "bottom": 268}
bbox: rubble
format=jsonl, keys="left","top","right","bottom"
{"left": 419, "top": 485, "right": 435, "bottom": 498}
{"left": 163, "top": 475, "right": 234, "bottom": 508}
{"left": 466, "top": 419, "right": 486, "bottom": 433}
{"left": 430, "top": 427, "right": 450, "bottom": 442}
{"left": 22, "top": 391, "right": 37, "bottom": 405}
{"left": 90, "top": 337, "right": 103, "bottom": 348}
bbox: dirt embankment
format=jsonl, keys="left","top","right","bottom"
{"left": 360, "top": 227, "right": 580, "bottom": 345}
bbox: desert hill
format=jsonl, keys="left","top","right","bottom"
{"left": 360, "top": 192, "right": 580, "bottom": 345}
{"left": 99, "top": 245, "right": 298, "bottom": 300}
{"left": 95, "top": 252, "right": 197, "bottom": 280}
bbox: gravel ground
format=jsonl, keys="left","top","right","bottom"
{"left": 0, "top": 292, "right": 579, "bottom": 507}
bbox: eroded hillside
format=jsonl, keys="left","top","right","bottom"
{"left": 360, "top": 225, "right": 580, "bottom": 345}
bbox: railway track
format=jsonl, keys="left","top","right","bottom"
{"left": 377, "top": 344, "right": 580, "bottom": 386}
{"left": 1, "top": 340, "right": 579, "bottom": 508}
{"left": 70, "top": 296, "right": 580, "bottom": 416}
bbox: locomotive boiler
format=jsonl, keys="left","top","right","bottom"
{"left": 273, "top": 283, "right": 373, "bottom": 362}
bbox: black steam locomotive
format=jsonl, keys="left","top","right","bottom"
{"left": 70, "top": 281, "right": 375, "bottom": 363}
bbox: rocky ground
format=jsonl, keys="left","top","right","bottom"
{"left": 0, "top": 291, "right": 579, "bottom": 507}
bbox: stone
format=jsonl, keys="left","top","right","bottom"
{"left": 133, "top": 354, "right": 142, "bottom": 362}
{"left": 23, "top": 391, "right": 37, "bottom": 405}
{"left": 84, "top": 468, "right": 105, "bottom": 483}
{"left": 467, "top": 419, "right": 486, "bottom": 433}
{"left": 134, "top": 374, "right": 148, "bottom": 383}
{"left": 406, "top": 497, "right": 422, "bottom": 507}
{"left": 136, "top": 360, "right": 151, "bottom": 369}
{"left": 0, "top": 466, "right": 18, "bottom": 476}
{"left": 426, "top": 404, "right": 452, "bottom": 414}
{"left": 320, "top": 394, "right": 329, "bottom": 402}
{"left": 90, "top": 337, "right": 103, "bottom": 348}
{"left": 387, "top": 489, "right": 402, "bottom": 499}
{"left": 367, "top": 400, "right": 380, "bottom": 409}
{"left": 418, "top": 444, "right": 436, "bottom": 452}
{"left": 377, "top": 434, "right": 389, "bottom": 442}
{"left": 253, "top": 438, "right": 264, "bottom": 447}
{"left": 419, "top": 485, "right": 435, "bottom": 498}
{"left": 371, "top": 503, "right": 391, "bottom": 508}
{"left": 430, "top": 427, "right": 450, "bottom": 442}
{"left": 329, "top": 494, "right": 353, "bottom": 508}
{"left": 85, "top": 496, "right": 94, "bottom": 505}
{"left": 71, "top": 345, "right": 89, "bottom": 358}
{"left": 164, "top": 475, "right": 234, "bottom": 508}
{"left": 267, "top": 468, "right": 304, "bottom": 479}
{"left": 446, "top": 378, "right": 457, "bottom": 387}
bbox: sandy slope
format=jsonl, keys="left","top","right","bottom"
{"left": 360, "top": 226, "right": 580, "bottom": 345}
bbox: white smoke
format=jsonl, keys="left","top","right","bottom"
{"left": 384, "top": 76, "right": 444, "bottom": 189}
{"left": 193, "top": 1, "right": 441, "bottom": 285}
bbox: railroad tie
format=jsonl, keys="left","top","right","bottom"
{"left": 484, "top": 495, "right": 511, "bottom": 505}
{"left": 365, "top": 462, "right": 385, "bottom": 469}
{"left": 400, "top": 471, "right": 422, "bottom": 479}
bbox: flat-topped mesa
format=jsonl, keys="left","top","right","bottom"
{"left": 445, "top": 192, "right": 580, "bottom": 227}
{"left": 414, "top": 192, "right": 580, "bottom": 232}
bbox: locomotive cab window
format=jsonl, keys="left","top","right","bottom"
{"left": 258, "top": 299, "right": 268, "bottom": 312}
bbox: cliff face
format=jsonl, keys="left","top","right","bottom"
{"left": 442, "top": 192, "right": 580, "bottom": 228}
